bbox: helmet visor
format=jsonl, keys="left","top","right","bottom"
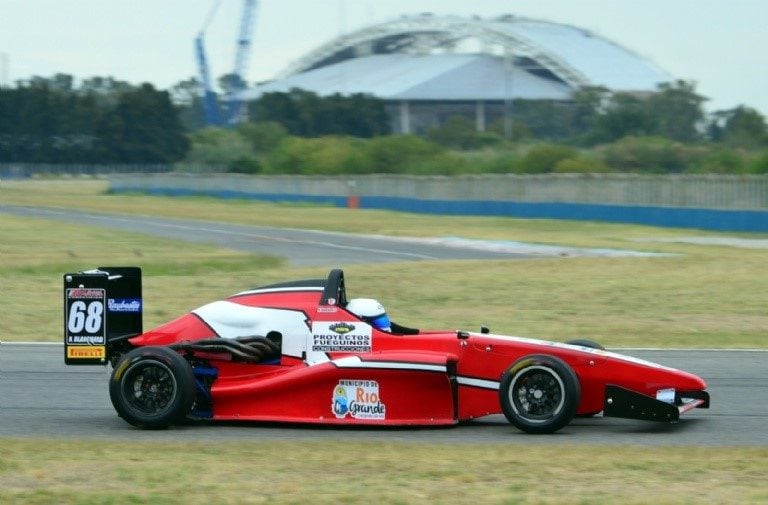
{"left": 369, "top": 313, "right": 391, "bottom": 331}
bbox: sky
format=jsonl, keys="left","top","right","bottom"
{"left": 1, "top": 0, "right": 766, "bottom": 116}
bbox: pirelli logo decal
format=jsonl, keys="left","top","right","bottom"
{"left": 66, "top": 346, "right": 106, "bottom": 359}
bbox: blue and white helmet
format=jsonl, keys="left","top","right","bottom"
{"left": 346, "top": 298, "right": 391, "bottom": 331}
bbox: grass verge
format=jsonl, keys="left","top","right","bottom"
{"left": 1, "top": 179, "right": 766, "bottom": 502}
{"left": 2, "top": 179, "right": 768, "bottom": 346}
{"left": 1, "top": 439, "right": 767, "bottom": 504}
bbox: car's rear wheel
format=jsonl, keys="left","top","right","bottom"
{"left": 499, "top": 354, "right": 580, "bottom": 434}
{"left": 109, "top": 346, "right": 195, "bottom": 429}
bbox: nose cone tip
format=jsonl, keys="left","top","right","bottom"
{"left": 683, "top": 371, "right": 707, "bottom": 390}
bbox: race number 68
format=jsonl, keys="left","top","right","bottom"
{"left": 68, "top": 300, "right": 104, "bottom": 334}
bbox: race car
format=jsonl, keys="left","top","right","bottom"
{"left": 63, "top": 267, "right": 709, "bottom": 434}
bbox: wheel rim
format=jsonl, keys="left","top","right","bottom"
{"left": 508, "top": 365, "right": 565, "bottom": 423}
{"left": 121, "top": 360, "right": 177, "bottom": 416}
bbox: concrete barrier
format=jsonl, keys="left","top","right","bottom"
{"left": 109, "top": 173, "right": 768, "bottom": 232}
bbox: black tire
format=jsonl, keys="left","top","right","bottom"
{"left": 565, "top": 338, "right": 605, "bottom": 350}
{"left": 499, "top": 354, "right": 580, "bottom": 434}
{"left": 109, "top": 346, "right": 196, "bottom": 429}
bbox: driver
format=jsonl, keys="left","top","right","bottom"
{"left": 346, "top": 298, "right": 391, "bottom": 332}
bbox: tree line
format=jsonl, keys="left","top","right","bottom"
{"left": 181, "top": 80, "right": 768, "bottom": 175}
{"left": 2, "top": 74, "right": 767, "bottom": 174}
{"left": 0, "top": 75, "right": 188, "bottom": 163}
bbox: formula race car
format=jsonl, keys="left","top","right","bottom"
{"left": 63, "top": 267, "right": 709, "bottom": 434}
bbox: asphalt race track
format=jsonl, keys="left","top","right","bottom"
{"left": 0, "top": 205, "right": 534, "bottom": 265}
{"left": 1, "top": 343, "right": 766, "bottom": 445}
{"left": 1, "top": 204, "right": 766, "bottom": 445}
{"left": 0, "top": 205, "right": 668, "bottom": 265}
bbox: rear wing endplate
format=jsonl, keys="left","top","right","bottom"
{"left": 63, "top": 267, "right": 142, "bottom": 365}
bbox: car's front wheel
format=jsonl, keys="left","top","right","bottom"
{"left": 109, "top": 346, "right": 195, "bottom": 429}
{"left": 565, "top": 338, "right": 605, "bottom": 350}
{"left": 499, "top": 354, "right": 580, "bottom": 434}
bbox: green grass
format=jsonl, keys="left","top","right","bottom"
{"left": 0, "top": 439, "right": 767, "bottom": 504}
{"left": 0, "top": 178, "right": 747, "bottom": 248}
{"left": 2, "top": 179, "right": 767, "bottom": 504}
{"left": 2, "top": 179, "right": 768, "bottom": 346}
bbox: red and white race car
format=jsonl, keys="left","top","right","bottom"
{"left": 63, "top": 267, "right": 709, "bottom": 434}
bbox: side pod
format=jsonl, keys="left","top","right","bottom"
{"left": 603, "top": 385, "right": 709, "bottom": 423}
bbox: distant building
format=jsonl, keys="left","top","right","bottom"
{"left": 244, "top": 14, "right": 672, "bottom": 133}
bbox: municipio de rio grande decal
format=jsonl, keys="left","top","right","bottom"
{"left": 332, "top": 380, "right": 386, "bottom": 420}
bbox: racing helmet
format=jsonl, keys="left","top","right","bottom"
{"left": 346, "top": 298, "right": 391, "bottom": 331}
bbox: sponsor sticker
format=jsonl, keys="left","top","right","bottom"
{"left": 67, "top": 288, "right": 104, "bottom": 299}
{"left": 67, "top": 346, "right": 106, "bottom": 359}
{"left": 311, "top": 322, "right": 372, "bottom": 352}
{"left": 108, "top": 298, "right": 142, "bottom": 313}
{"left": 331, "top": 380, "right": 386, "bottom": 420}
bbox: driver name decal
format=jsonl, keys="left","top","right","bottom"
{"left": 332, "top": 380, "right": 386, "bottom": 420}
{"left": 311, "top": 322, "right": 372, "bottom": 352}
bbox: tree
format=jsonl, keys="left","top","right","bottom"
{"left": 647, "top": 80, "right": 706, "bottom": 142}
{"left": 79, "top": 76, "right": 134, "bottom": 96}
{"left": 185, "top": 127, "right": 253, "bottom": 171}
{"left": 248, "top": 89, "right": 388, "bottom": 137}
{"left": 600, "top": 136, "right": 693, "bottom": 173}
{"left": 427, "top": 115, "right": 481, "bottom": 149}
{"left": 169, "top": 77, "right": 206, "bottom": 131}
{"left": 326, "top": 93, "right": 388, "bottom": 137}
{"left": 250, "top": 90, "right": 304, "bottom": 135}
{"left": 266, "top": 135, "right": 368, "bottom": 175}
{"left": 217, "top": 73, "right": 245, "bottom": 99}
{"left": 720, "top": 106, "right": 768, "bottom": 148}
{"left": 567, "top": 86, "right": 608, "bottom": 144}
{"left": 0, "top": 76, "right": 192, "bottom": 163}
{"left": 590, "top": 93, "right": 658, "bottom": 144}
{"left": 506, "top": 100, "right": 576, "bottom": 141}
{"left": 363, "top": 135, "right": 443, "bottom": 173}
{"left": 112, "top": 84, "right": 189, "bottom": 163}
{"left": 236, "top": 121, "right": 288, "bottom": 154}
{"left": 512, "top": 144, "right": 578, "bottom": 173}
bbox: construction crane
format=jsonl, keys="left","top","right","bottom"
{"left": 195, "top": 0, "right": 258, "bottom": 126}
{"left": 226, "top": 0, "right": 258, "bottom": 125}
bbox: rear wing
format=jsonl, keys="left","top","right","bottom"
{"left": 63, "top": 267, "right": 143, "bottom": 365}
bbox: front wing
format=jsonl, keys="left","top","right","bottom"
{"left": 603, "top": 385, "right": 710, "bottom": 422}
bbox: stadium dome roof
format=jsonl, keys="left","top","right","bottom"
{"left": 246, "top": 14, "right": 672, "bottom": 102}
